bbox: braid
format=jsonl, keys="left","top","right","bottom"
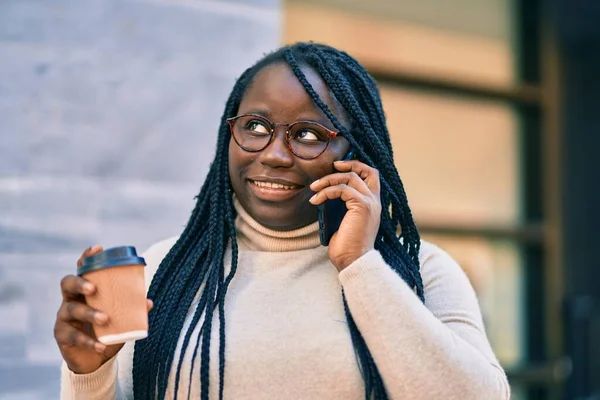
{"left": 132, "top": 68, "right": 250, "bottom": 398}
{"left": 131, "top": 42, "right": 424, "bottom": 400}
{"left": 217, "top": 191, "right": 240, "bottom": 400}
{"left": 284, "top": 45, "right": 424, "bottom": 400}
{"left": 312, "top": 45, "right": 421, "bottom": 263}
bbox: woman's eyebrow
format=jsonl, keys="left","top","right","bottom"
{"left": 241, "top": 109, "right": 334, "bottom": 127}
{"left": 298, "top": 117, "right": 336, "bottom": 128}
{"left": 241, "top": 109, "right": 271, "bottom": 117}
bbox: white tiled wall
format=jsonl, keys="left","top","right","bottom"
{"left": 0, "top": 0, "right": 281, "bottom": 397}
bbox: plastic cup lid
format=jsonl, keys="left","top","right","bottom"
{"left": 78, "top": 246, "right": 146, "bottom": 276}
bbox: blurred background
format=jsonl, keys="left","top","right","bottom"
{"left": 0, "top": 0, "right": 598, "bottom": 399}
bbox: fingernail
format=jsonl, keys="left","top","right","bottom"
{"left": 94, "top": 342, "right": 106, "bottom": 353}
{"left": 309, "top": 194, "right": 317, "bottom": 203}
{"left": 94, "top": 312, "right": 108, "bottom": 324}
{"left": 82, "top": 282, "right": 94, "bottom": 294}
{"left": 90, "top": 245, "right": 102, "bottom": 251}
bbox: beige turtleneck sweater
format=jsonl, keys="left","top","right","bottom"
{"left": 60, "top": 200, "right": 510, "bottom": 399}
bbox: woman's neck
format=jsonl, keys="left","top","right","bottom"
{"left": 233, "top": 197, "right": 321, "bottom": 252}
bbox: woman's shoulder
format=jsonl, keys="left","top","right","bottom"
{"left": 417, "top": 240, "right": 475, "bottom": 296}
{"left": 141, "top": 236, "right": 179, "bottom": 290}
{"left": 142, "top": 236, "right": 179, "bottom": 262}
{"left": 417, "top": 240, "right": 448, "bottom": 264}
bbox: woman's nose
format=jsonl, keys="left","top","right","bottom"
{"left": 258, "top": 127, "right": 294, "bottom": 168}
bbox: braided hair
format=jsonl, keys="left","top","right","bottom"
{"left": 132, "top": 42, "right": 424, "bottom": 400}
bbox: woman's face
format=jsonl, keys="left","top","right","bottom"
{"left": 228, "top": 63, "right": 350, "bottom": 231}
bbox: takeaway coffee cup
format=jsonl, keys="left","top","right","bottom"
{"left": 78, "top": 246, "right": 148, "bottom": 345}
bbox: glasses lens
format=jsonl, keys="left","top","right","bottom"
{"left": 231, "top": 115, "right": 272, "bottom": 151}
{"left": 289, "top": 122, "right": 331, "bottom": 159}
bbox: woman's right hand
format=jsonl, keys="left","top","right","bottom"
{"left": 53, "top": 245, "right": 152, "bottom": 374}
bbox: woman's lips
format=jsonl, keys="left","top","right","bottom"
{"left": 247, "top": 179, "right": 305, "bottom": 201}
{"left": 250, "top": 180, "right": 300, "bottom": 190}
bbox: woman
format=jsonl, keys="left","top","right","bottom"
{"left": 56, "top": 42, "right": 510, "bottom": 399}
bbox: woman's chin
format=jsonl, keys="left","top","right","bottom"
{"left": 247, "top": 205, "right": 318, "bottom": 231}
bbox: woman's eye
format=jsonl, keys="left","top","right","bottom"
{"left": 297, "top": 130, "right": 320, "bottom": 141}
{"left": 247, "top": 121, "right": 269, "bottom": 134}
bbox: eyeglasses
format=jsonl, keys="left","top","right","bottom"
{"left": 226, "top": 113, "right": 340, "bottom": 159}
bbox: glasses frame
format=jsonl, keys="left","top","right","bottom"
{"left": 226, "top": 113, "right": 340, "bottom": 160}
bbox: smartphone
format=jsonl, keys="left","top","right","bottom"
{"left": 317, "top": 149, "right": 356, "bottom": 246}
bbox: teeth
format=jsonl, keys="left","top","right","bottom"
{"left": 252, "top": 181, "right": 297, "bottom": 190}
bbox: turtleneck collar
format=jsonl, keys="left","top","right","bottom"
{"left": 233, "top": 196, "right": 321, "bottom": 252}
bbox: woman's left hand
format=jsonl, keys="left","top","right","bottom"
{"left": 309, "top": 160, "right": 382, "bottom": 271}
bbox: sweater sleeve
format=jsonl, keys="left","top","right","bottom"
{"left": 59, "top": 342, "right": 134, "bottom": 400}
{"left": 59, "top": 237, "right": 178, "bottom": 400}
{"left": 338, "top": 243, "right": 510, "bottom": 400}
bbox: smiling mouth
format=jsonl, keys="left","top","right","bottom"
{"left": 249, "top": 180, "right": 302, "bottom": 190}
